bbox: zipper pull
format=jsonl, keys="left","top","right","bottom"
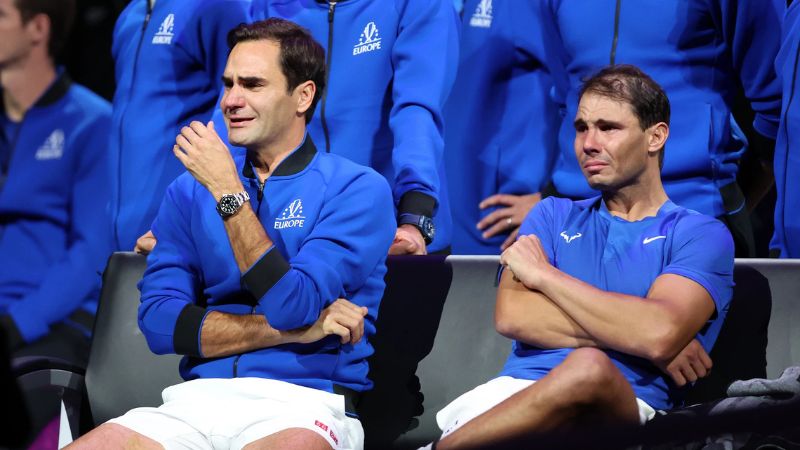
{"left": 257, "top": 180, "right": 264, "bottom": 201}
{"left": 328, "top": 1, "right": 337, "bottom": 23}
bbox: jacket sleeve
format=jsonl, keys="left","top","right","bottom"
{"left": 389, "top": 0, "right": 459, "bottom": 217}
{"left": 715, "top": 0, "right": 783, "bottom": 139}
{"left": 4, "top": 106, "right": 112, "bottom": 345}
{"left": 241, "top": 172, "right": 395, "bottom": 330}
{"left": 189, "top": 0, "right": 252, "bottom": 93}
{"left": 495, "top": 1, "right": 560, "bottom": 194}
{"left": 138, "top": 178, "right": 207, "bottom": 356}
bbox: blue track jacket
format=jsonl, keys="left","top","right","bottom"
{"left": 109, "top": 0, "right": 251, "bottom": 251}
{"left": 222, "top": 0, "right": 458, "bottom": 252}
{"left": 542, "top": 0, "right": 782, "bottom": 218}
{"left": 772, "top": 1, "right": 800, "bottom": 258}
{"left": 0, "top": 72, "right": 112, "bottom": 345}
{"left": 444, "top": 0, "right": 559, "bottom": 254}
{"left": 139, "top": 136, "right": 396, "bottom": 393}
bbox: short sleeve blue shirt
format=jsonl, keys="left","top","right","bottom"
{"left": 499, "top": 196, "right": 735, "bottom": 410}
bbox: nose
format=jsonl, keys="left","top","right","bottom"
{"left": 221, "top": 85, "right": 245, "bottom": 112}
{"left": 579, "top": 127, "right": 600, "bottom": 155}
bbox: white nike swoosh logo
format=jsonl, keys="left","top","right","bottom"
{"left": 642, "top": 235, "right": 667, "bottom": 244}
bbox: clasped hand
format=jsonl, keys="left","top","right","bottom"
{"left": 500, "top": 234, "right": 552, "bottom": 290}
{"left": 173, "top": 121, "right": 242, "bottom": 198}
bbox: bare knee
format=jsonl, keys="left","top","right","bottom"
{"left": 67, "top": 423, "right": 163, "bottom": 450}
{"left": 243, "top": 428, "right": 331, "bottom": 450}
{"left": 555, "top": 348, "right": 627, "bottom": 403}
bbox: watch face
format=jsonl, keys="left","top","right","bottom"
{"left": 218, "top": 195, "right": 241, "bottom": 216}
{"left": 422, "top": 217, "right": 435, "bottom": 241}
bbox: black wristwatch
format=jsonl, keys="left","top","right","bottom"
{"left": 216, "top": 191, "right": 250, "bottom": 218}
{"left": 398, "top": 213, "right": 435, "bottom": 245}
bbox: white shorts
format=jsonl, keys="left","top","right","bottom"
{"left": 436, "top": 376, "right": 657, "bottom": 439}
{"left": 108, "top": 378, "right": 363, "bottom": 450}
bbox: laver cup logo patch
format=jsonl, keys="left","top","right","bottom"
{"left": 152, "top": 13, "right": 175, "bottom": 44}
{"left": 274, "top": 199, "right": 305, "bottom": 229}
{"left": 353, "top": 22, "right": 381, "bottom": 55}
{"left": 35, "top": 129, "right": 64, "bottom": 160}
{"left": 470, "top": 0, "right": 493, "bottom": 28}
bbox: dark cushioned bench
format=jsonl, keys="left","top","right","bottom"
{"left": 20, "top": 253, "right": 799, "bottom": 448}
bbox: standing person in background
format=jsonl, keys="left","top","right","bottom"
{"left": 110, "top": 0, "right": 250, "bottom": 252}
{"left": 0, "top": 0, "right": 111, "bottom": 367}
{"left": 445, "top": 0, "right": 560, "bottom": 254}
{"left": 771, "top": 0, "right": 800, "bottom": 258}
{"left": 483, "top": 0, "right": 782, "bottom": 257}
{"left": 240, "top": 0, "right": 459, "bottom": 255}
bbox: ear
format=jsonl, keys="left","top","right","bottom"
{"left": 647, "top": 122, "right": 669, "bottom": 156}
{"left": 295, "top": 80, "right": 316, "bottom": 116}
{"left": 25, "top": 13, "right": 51, "bottom": 50}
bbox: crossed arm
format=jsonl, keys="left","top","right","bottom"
{"left": 171, "top": 122, "right": 367, "bottom": 358}
{"left": 496, "top": 235, "right": 717, "bottom": 385}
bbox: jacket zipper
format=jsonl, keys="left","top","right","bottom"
{"left": 320, "top": 1, "right": 337, "bottom": 153}
{"left": 610, "top": 0, "right": 622, "bottom": 65}
{"left": 112, "top": 0, "right": 153, "bottom": 248}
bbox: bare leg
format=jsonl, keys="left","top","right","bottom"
{"left": 437, "top": 347, "right": 641, "bottom": 449}
{"left": 65, "top": 423, "right": 164, "bottom": 450}
{"left": 242, "top": 427, "right": 333, "bottom": 450}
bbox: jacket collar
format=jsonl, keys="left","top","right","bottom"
{"left": 0, "top": 70, "right": 71, "bottom": 119}
{"left": 242, "top": 134, "right": 318, "bottom": 179}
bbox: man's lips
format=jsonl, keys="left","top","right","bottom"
{"left": 583, "top": 160, "right": 609, "bottom": 173}
{"left": 228, "top": 117, "right": 254, "bottom": 128}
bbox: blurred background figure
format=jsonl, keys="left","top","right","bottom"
{"left": 0, "top": 0, "right": 110, "bottom": 368}
{"left": 243, "top": 0, "right": 459, "bottom": 255}
{"left": 109, "top": 0, "right": 251, "bottom": 252}
{"left": 772, "top": 0, "right": 800, "bottom": 258}
{"left": 444, "top": 0, "right": 560, "bottom": 254}
{"left": 484, "top": 0, "right": 782, "bottom": 258}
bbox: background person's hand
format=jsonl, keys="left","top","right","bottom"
{"left": 477, "top": 193, "right": 541, "bottom": 250}
{"left": 134, "top": 230, "right": 156, "bottom": 255}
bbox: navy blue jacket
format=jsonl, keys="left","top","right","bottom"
{"left": 139, "top": 137, "right": 396, "bottom": 392}
{"left": 444, "top": 0, "right": 559, "bottom": 254}
{"left": 0, "top": 73, "right": 112, "bottom": 346}
{"left": 109, "top": 0, "right": 251, "bottom": 251}
{"left": 235, "top": 0, "right": 459, "bottom": 252}
{"left": 772, "top": 1, "right": 800, "bottom": 258}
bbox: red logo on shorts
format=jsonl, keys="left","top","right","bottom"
{"left": 314, "top": 420, "right": 328, "bottom": 432}
{"left": 329, "top": 429, "right": 338, "bottom": 445}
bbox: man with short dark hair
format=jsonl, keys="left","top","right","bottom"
{"left": 428, "top": 65, "right": 735, "bottom": 449}
{"left": 0, "top": 0, "right": 111, "bottom": 366}
{"left": 71, "top": 18, "right": 395, "bottom": 450}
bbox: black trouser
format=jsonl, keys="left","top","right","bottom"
{"left": 12, "top": 310, "right": 94, "bottom": 368}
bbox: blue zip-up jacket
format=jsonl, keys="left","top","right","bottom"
{"left": 444, "top": 0, "right": 559, "bottom": 254}
{"left": 0, "top": 72, "right": 112, "bottom": 346}
{"left": 109, "top": 0, "right": 251, "bottom": 251}
{"left": 238, "top": 0, "right": 458, "bottom": 252}
{"left": 138, "top": 137, "right": 395, "bottom": 392}
{"left": 772, "top": 1, "right": 800, "bottom": 258}
{"left": 543, "top": 0, "right": 782, "bottom": 218}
